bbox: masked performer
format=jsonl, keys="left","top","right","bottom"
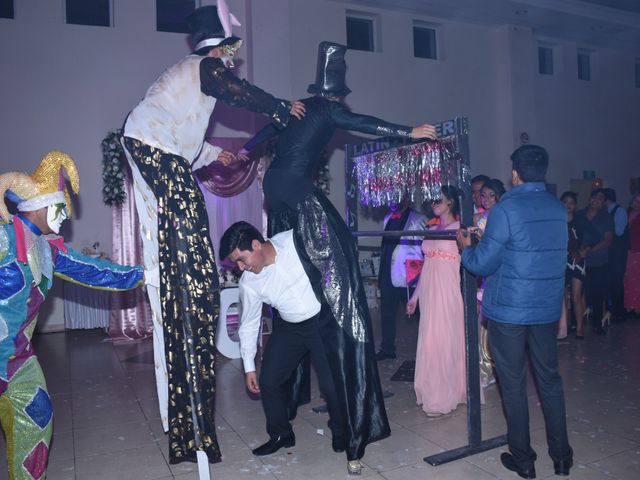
{"left": 0, "top": 151, "right": 143, "bottom": 480}
{"left": 121, "top": 3, "right": 304, "bottom": 470}
{"left": 238, "top": 41, "right": 437, "bottom": 475}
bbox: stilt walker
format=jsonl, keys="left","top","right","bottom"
{"left": 121, "top": 3, "right": 303, "bottom": 477}
{"left": 240, "top": 41, "right": 437, "bottom": 474}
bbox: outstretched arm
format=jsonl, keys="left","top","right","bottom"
{"left": 242, "top": 123, "right": 281, "bottom": 154}
{"left": 192, "top": 142, "right": 239, "bottom": 170}
{"left": 461, "top": 205, "right": 510, "bottom": 277}
{"left": 200, "top": 57, "right": 296, "bottom": 128}
{"left": 330, "top": 102, "right": 437, "bottom": 139}
{"left": 54, "top": 245, "right": 143, "bottom": 291}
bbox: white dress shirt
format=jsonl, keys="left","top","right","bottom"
{"left": 238, "top": 230, "right": 321, "bottom": 372}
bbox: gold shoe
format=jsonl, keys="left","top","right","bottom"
{"left": 602, "top": 312, "right": 611, "bottom": 328}
{"left": 347, "top": 460, "right": 364, "bottom": 475}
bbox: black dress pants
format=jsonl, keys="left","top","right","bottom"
{"left": 488, "top": 319, "right": 572, "bottom": 471}
{"left": 378, "top": 273, "right": 406, "bottom": 355}
{"left": 586, "top": 265, "right": 609, "bottom": 329}
{"left": 259, "top": 313, "right": 344, "bottom": 439}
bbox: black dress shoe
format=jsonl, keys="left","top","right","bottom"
{"left": 500, "top": 453, "right": 536, "bottom": 479}
{"left": 553, "top": 458, "right": 573, "bottom": 476}
{"left": 252, "top": 432, "right": 295, "bottom": 456}
{"left": 593, "top": 327, "right": 606, "bottom": 335}
{"left": 375, "top": 350, "right": 396, "bottom": 361}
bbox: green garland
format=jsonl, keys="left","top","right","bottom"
{"left": 101, "top": 128, "right": 127, "bottom": 206}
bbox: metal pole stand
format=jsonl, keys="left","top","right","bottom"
{"left": 345, "top": 117, "right": 508, "bottom": 468}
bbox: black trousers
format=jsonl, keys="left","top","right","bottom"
{"left": 586, "top": 265, "right": 609, "bottom": 328}
{"left": 259, "top": 313, "right": 344, "bottom": 439}
{"left": 488, "top": 320, "right": 571, "bottom": 471}
{"left": 378, "top": 273, "right": 407, "bottom": 355}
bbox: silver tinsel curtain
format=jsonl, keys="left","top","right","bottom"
{"left": 353, "top": 138, "right": 465, "bottom": 207}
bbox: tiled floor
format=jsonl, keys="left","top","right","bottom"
{"left": 2, "top": 311, "right": 640, "bottom": 479}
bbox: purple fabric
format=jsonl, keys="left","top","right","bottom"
{"left": 6, "top": 286, "right": 44, "bottom": 380}
{"left": 6, "top": 320, "right": 33, "bottom": 380}
{"left": 23, "top": 440, "right": 49, "bottom": 479}
{"left": 109, "top": 163, "right": 153, "bottom": 341}
{"left": 195, "top": 137, "right": 260, "bottom": 197}
{"left": 196, "top": 156, "right": 260, "bottom": 197}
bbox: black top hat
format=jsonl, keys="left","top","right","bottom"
{"left": 186, "top": 5, "right": 241, "bottom": 51}
{"left": 307, "top": 41, "right": 351, "bottom": 97}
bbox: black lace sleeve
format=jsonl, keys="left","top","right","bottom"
{"left": 330, "top": 101, "right": 412, "bottom": 137}
{"left": 200, "top": 57, "right": 291, "bottom": 128}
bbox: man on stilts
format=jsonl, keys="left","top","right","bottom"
{"left": 121, "top": 3, "right": 304, "bottom": 477}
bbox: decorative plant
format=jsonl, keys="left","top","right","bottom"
{"left": 101, "top": 128, "right": 127, "bottom": 206}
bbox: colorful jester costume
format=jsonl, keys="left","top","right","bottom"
{"left": 0, "top": 151, "right": 144, "bottom": 480}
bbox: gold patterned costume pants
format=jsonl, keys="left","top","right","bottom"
{"left": 123, "top": 137, "right": 221, "bottom": 464}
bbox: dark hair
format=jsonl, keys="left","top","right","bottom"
{"left": 603, "top": 187, "right": 616, "bottom": 202}
{"left": 590, "top": 188, "right": 606, "bottom": 199}
{"left": 482, "top": 178, "right": 506, "bottom": 200}
{"left": 420, "top": 199, "right": 435, "bottom": 219}
{"left": 560, "top": 191, "right": 578, "bottom": 203}
{"left": 471, "top": 174, "right": 490, "bottom": 186}
{"left": 510, "top": 145, "right": 548, "bottom": 182}
{"left": 219, "top": 221, "right": 265, "bottom": 261}
{"left": 441, "top": 184, "right": 461, "bottom": 217}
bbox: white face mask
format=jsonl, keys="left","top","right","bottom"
{"left": 46, "top": 203, "right": 68, "bottom": 234}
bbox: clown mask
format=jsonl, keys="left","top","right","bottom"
{"left": 46, "top": 203, "right": 68, "bottom": 234}
{"left": 219, "top": 39, "right": 242, "bottom": 68}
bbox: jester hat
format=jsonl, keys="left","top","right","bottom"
{"left": 0, "top": 150, "right": 80, "bottom": 223}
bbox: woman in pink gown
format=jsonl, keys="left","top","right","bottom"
{"left": 407, "top": 185, "right": 468, "bottom": 416}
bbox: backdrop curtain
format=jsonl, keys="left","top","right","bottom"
{"left": 109, "top": 162, "right": 154, "bottom": 340}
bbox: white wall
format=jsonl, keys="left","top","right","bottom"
{"left": 274, "top": 0, "right": 507, "bottom": 244}
{"left": 277, "top": 0, "right": 637, "bottom": 210}
{"left": 1, "top": 0, "right": 639, "bottom": 328}
{"left": 533, "top": 43, "right": 640, "bottom": 198}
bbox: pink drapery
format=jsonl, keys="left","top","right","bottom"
{"left": 109, "top": 162, "right": 153, "bottom": 341}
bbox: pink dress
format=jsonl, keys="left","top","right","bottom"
{"left": 624, "top": 212, "right": 640, "bottom": 310}
{"left": 414, "top": 222, "right": 468, "bottom": 415}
